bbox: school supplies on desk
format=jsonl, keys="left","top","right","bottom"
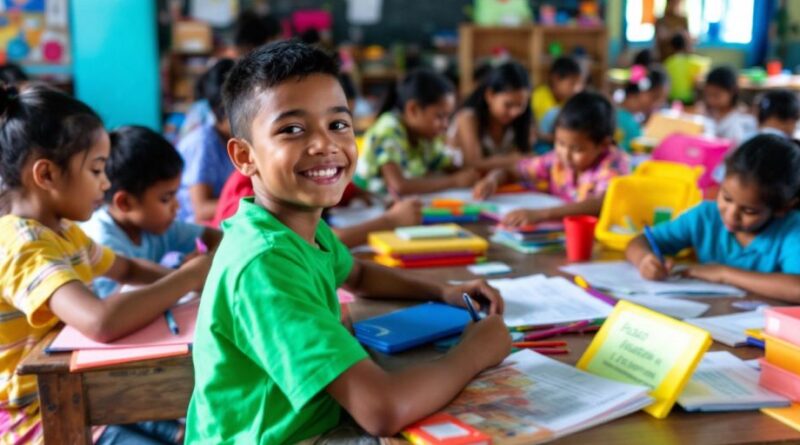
{"left": 353, "top": 302, "right": 471, "bottom": 354}
{"left": 677, "top": 351, "right": 789, "bottom": 412}
{"left": 416, "top": 188, "right": 564, "bottom": 222}
{"left": 369, "top": 224, "right": 488, "bottom": 268}
{"left": 467, "top": 262, "right": 511, "bottom": 276}
{"left": 438, "top": 349, "right": 653, "bottom": 443}
{"left": 577, "top": 300, "right": 712, "bottom": 418}
{"left": 396, "top": 225, "right": 463, "bottom": 240}
{"left": 70, "top": 344, "right": 190, "bottom": 372}
{"left": 164, "top": 309, "right": 180, "bottom": 335}
{"left": 560, "top": 261, "right": 746, "bottom": 298}
{"left": 422, "top": 201, "right": 488, "bottom": 225}
{"left": 402, "top": 413, "right": 491, "bottom": 445}
{"left": 685, "top": 308, "right": 767, "bottom": 347}
{"left": 487, "top": 274, "right": 613, "bottom": 328}
{"left": 643, "top": 225, "right": 664, "bottom": 264}
{"left": 49, "top": 300, "right": 200, "bottom": 352}
{"left": 762, "top": 404, "right": 800, "bottom": 432}
{"left": 490, "top": 223, "right": 565, "bottom": 255}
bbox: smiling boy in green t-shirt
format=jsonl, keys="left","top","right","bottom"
{"left": 185, "top": 41, "right": 512, "bottom": 443}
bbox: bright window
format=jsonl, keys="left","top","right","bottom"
{"left": 625, "top": 0, "right": 754, "bottom": 45}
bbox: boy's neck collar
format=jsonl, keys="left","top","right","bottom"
{"left": 107, "top": 206, "right": 143, "bottom": 245}
{"left": 252, "top": 193, "right": 323, "bottom": 246}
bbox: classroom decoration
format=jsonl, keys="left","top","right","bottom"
{"left": 0, "top": 0, "right": 70, "bottom": 66}
{"left": 760, "top": 307, "right": 800, "bottom": 402}
{"left": 577, "top": 300, "right": 712, "bottom": 418}
{"left": 473, "top": 0, "right": 532, "bottom": 26}
{"left": 369, "top": 224, "right": 488, "bottom": 268}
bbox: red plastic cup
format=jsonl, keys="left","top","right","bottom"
{"left": 563, "top": 215, "right": 598, "bottom": 262}
{"left": 767, "top": 60, "right": 782, "bottom": 76}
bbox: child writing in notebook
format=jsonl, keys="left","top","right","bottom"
{"left": 177, "top": 59, "right": 236, "bottom": 224}
{"left": 474, "top": 91, "right": 631, "bottom": 227}
{"left": 703, "top": 66, "right": 757, "bottom": 146}
{"left": 627, "top": 134, "right": 800, "bottom": 302}
{"left": 0, "top": 85, "right": 211, "bottom": 444}
{"left": 82, "top": 126, "right": 222, "bottom": 297}
{"left": 447, "top": 61, "right": 532, "bottom": 171}
{"left": 186, "top": 41, "right": 511, "bottom": 443}
{"left": 354, "top": 69, "right": 478, "bottom": 197}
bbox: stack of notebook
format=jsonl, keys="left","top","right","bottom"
{"left": 421, "top": 199, "right": 491, "bottom": 224}
{"left": 368, "top": 224, "right": 489, "bottom": 268}
{"left": 490, "top": 223, "right": 565, "bottom": 254}
{"left": 759, "top": 307, "right": 800, "bottom": 431}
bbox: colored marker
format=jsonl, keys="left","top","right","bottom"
{"left": 524, "top": 320, "right": 591, "bottom": 341}
{"left": 643, "top": 225, "right": 665, "bottom": 264}
{"left": 462, "top": 293, "right": 481, "bottom": 322}
{"left": 195, "top": 238, "right": 208, "bottom": 254}
{"left": 164, "top": 310, "right": 180, "bottom": 335}
{"left": 512, "top": 341, "right": 567, "bottom": 348}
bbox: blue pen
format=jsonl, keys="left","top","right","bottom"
{"left": 164, "top": 309, "right": 180, "bottom": 335}
{"left": 643, "top": 226, "right": 665, "bottom": 264}
{"left": 462, "top": 293, "right": 481, "bottom": 322}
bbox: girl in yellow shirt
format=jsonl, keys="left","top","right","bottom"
{"left": 0, "top": 85, "right": 210, "bottom": 444}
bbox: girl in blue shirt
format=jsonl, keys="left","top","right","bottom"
{"left": 627, "top": 134, "right": 800, "bottom": 302}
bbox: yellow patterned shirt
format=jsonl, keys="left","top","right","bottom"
{"left": 0, "top": 216, "right": 115, "bottom": 409}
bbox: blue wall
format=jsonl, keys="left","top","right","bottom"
{"left": 70, "top": 0, "right": 160, "bottom": 130}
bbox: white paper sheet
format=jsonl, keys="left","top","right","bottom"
{"left": 488, "top": 275, "right": 613, "bottom": 327}
{"left": 326, "top": 205, "right": 385, "bottom": 228}
{"left": 685, "top": 308, "right": 767, "bottom": 347}
{"left": 678, "top": 351, "right": 789, "bottom": 411}
{"left": 444, "top": 349, "right": 653, "bottom": 441}
{"left": 560, "top": 261, "right": 746, "bottom": 298}
{"left": 621, "top": 295, "right": 710, "bottom": 319}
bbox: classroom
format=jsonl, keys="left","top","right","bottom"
{"left": 2, "top": 0, "right": 800, "bottom": 443}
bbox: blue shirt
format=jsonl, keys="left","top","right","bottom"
{"left": 177, "top": 124, "right": 234, "bottom": 222}
{"left": 650, "top": 201, "right": 800, "bottom": 274}
{"left": 615, "top": 108, "right": 643, "bottom": 153}
{"left": 81, "top": 206, "right": 205, "bottom": 297}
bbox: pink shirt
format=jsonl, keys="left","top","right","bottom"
{"left": 517, "top": 147, "right": 630, "bottom": 202}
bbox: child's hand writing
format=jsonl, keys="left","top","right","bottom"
{"left": 501, "top": 208, "right": 550, "bottom": 227}
{"left": 684, "top": 264, "right": 730, "bottom": 284}
{"left": 637, "top": 253, "right": 674, "bottom": 281}
{"left": 384, "top": 198, "right": 422, "bottom": 228}
{"left": 442, "top": 279, "right": 504, "bottom": 315}
{"left": 457, "top": 314, "right": 512, "bottom": 369}
{"left": 472, "top": 177, "right": 498, "bottom": 201}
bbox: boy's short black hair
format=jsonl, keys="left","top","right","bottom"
{"left": 549, "top": 56, "right": 582, "bottom": 79}
{"left": 757, "top": 90, "right": 800, "bottom": 124}
{"left": 670, "top": 33, "right": 687, "bottom": 52}
{"left": 725, "top": 134, "right": 800, "bottom": 211}
{"left": 338, "top": 72, "right": 357, "bottom": 101}
{"left": 223, "top": 40, "right": 339, "bottom": 139}
{"left": 554, "top": 91, "right": 615, "bottom": 144}
{"left": 105, "top": 125, "right": 184, "bottom": 202}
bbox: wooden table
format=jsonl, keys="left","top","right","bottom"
{"left": 18, "top": 223, "right": 800, "bottom": 444}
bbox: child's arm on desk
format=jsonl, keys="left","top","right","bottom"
{"left": 344, "top": 258, "right": 504, "bottom": 314}
{"left": 685, "top": 266, "right": 800, "bottom": 303}
{"left": 327, "top": 315, "right": 511, "bottom": 436}
{"left": 48, "top": 255, "right": 211, "bottom": 343}
{"left": 501, "top": 196, "right": 604, "bottom": 227}
{"left": 626, "top": 235, "right": 676, "bottom": 281}
{"left": 381, "top": 163, "right": 478, "bottom": 196}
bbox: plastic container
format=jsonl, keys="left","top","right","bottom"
{"left": 765, "top": 307, "right": 800, "bottom": 347}
{"left": 595, "top": 176, "right": 699, "bottom": 250}
{"left": 765, "top": 334, "right": 800, "bottom": 376}
{"left": 760, "top": 359, "right": 800, "bottom": 402}
{"left": 652, "top": 134, "right": 733, "bottom": 190}
{"left": 564, "top": 215, "right": 597, "bottom": 262}
{"left": 635, "top": 160, "right": 704, "bottom": 205}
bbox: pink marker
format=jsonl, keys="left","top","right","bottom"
{"left": 195, "top": 238, "right": 208, "bottom": 254}
{"left": 524, "top": 320, "right": 591, "bottom": 341}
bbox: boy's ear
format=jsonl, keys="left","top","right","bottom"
{"left": 228, "top": 138, "right": 257, "bottom": 177}
{"left": 111, "top": 190, "right": 133, "bottom": 212}
{"left": 30, "top": 159, "right": 60, "bottom": 191}
{"left": 405, "top": 100, "right": 421, "bottom": 118}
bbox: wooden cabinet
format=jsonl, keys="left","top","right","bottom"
{"left": 458, "top": 24, "right": 608, "bottom": 97}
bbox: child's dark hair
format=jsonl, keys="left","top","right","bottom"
{"left": 554, "top": 91, "right": 615, "bottom": 144}
{"left": 462, "top": 61, "right": 531, "bottom": 151}
{"left": 105, "top": 126, "right": 184, "bottom": 202}
{"left": 632, "top": 49, "right": 653, "bottom": 67}
{"left": 234, "top": 10, "right": 282, "bottom": 52}
{"left": 201, "top": 59, "right": 235, "bottom": 122}
{"left": 0, "top": 84, "right": 104, "bottom": 193}
{"left": 725, "top": 134, "right": 800, "bottom": 210}
{"left": 670, "top": 33, "right": 688, "bottom": 52}
{"left": 705, "top": 66, "right": 739, "bottom": 106}
{"left": 0, "top": 63, "right": 29, "bottom": 85}
{"left": 378, "top": 68, "right": 454, "bottom": 116}
{"left": 224, "top": 40, "right": 339, "bottom": 139}
{"left": 338, "top": 72, "right": 357, "bottom": 101}
{"left": 757, "top": 90, "right": 800, "bottom": 124}
{"left": 647, "top": 65, "right": 668, "bottom": 91}
{"left": 549, "top": 56, "right": 582, "bottom": 79}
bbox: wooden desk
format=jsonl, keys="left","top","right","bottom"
{"left": 18, "top": 223, "right": 800, "bottom": 444}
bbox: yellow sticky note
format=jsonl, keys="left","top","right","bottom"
{"left": 577, "top": 300, "right": 712, "bottom": 419}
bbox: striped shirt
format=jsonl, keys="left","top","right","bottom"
{"left": 0, "top": 216, "right": 114, "bottom": 439}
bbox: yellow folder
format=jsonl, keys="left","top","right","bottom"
{"left": 577, "top": 300, "right": 712, "bottom": 419}
{"left": 368, "top": 224, "right": 488, "bottom": 255}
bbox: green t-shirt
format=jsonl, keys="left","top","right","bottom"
{"left": 664, "top": 53, "right": 702, "bottom": 104}
{"left": 354, "top": 111, "right": 452, "bottom": 195}
{"left": 185, "top": 198, "right": 368, "bottom": 444}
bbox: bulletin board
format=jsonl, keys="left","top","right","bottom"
{"left": 0, "top": 0, "right": 71, "bottom": 68}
